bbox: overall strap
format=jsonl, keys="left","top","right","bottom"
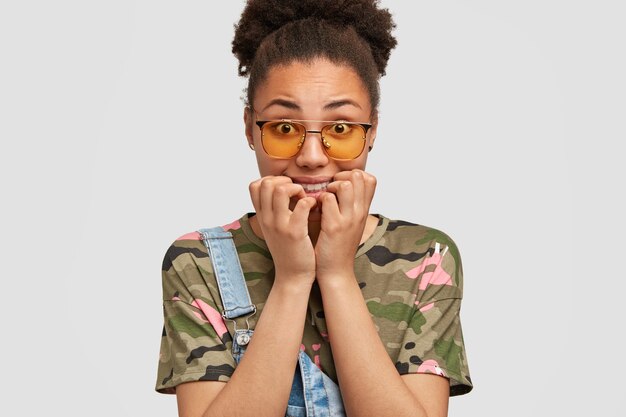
{"left": 197, "top": 227, "right": 256, "bottom": 320}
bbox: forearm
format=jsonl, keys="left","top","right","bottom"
{"left": 204, "top": 281, "right": 311, "bottom": 417}
{"left": 318, "top": 276, "right": 428, "bottom": 417}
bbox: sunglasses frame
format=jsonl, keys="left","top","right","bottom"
{"left": 255, "top": 119, "right": 373, "bottom": 161}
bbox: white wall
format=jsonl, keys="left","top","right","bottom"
{"left": 1, "top": 0, "right": 623, "bottom": 415}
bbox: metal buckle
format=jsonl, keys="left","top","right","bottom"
{"left": 222, "top": 305, "right": 257, "bottom": 333}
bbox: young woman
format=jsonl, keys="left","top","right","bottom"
{"left": 156, "top": 1, "right": 472, "bottom": 416}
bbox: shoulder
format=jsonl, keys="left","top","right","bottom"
{"left": 160, "top": 231, "right": 209, "bottom": 304}
{"left": 385, "top": 218, "right": 460, "bottom": 251}
{"left": 365, "top": 216, "right": 464, "bottom": 294}
{"left": 161, "top": 218, "right": 246, "bottom": 273}
{"left": 373, "top": 218, "right": 462, "bottom": 270}
{"left": 161, "top": 231, "right": 208, "bottom": 274}
{"left": 160, "top": 218, "right": 246, "bottom": 303}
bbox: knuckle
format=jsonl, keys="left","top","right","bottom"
{"left": 249, "top": 179, "right": 261, "bottom": 190}
{"left": 259, "top": 178, "right": 273, "bottom": 191}
{"left": 286, "top": 228, "right": 301, "bottom": 240}
{"left": 324, "top": 193, "right": 336, "bottom": 202}
{"left": 275, "top": 184, "right": 290, "bottom": 195}
{"left": 325, "top": 223, "right": 341, "bottom": 234}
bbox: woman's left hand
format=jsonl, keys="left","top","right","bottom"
{"left": 315, "top": 169, "right": 377, "bottom": 282}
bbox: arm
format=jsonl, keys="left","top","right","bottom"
{"left": 176, "top": 176, "right": 318, "bottom": 417}
{"left": 315, "top": 170, "right": 450, "bottom": 417}
{"left": 177, "top": 282, "right": 312, "bottom": 417}
{"left": 317, "top": 277, "right": 449, "bottom": 417}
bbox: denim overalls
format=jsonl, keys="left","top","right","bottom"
{"left": 199, "top": 227, "right": 346, "bottom": 417}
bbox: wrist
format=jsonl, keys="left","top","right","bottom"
{"left": 316, "top": 270, "right": 357, "bottom": 290}
{"left": 272, "top": 275, "right": 315, "bottom": 296}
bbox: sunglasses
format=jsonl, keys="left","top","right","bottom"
{"left": 255, "top": 117, "right": 373, "bottom": 161}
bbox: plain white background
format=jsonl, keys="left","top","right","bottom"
{"left": 1, "top": 0, "right": 624, "bottom": 415}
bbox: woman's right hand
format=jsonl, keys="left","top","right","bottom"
{"left": 249, "top": 176, "right": 317, "bottom": 288}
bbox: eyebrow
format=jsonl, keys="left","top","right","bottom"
{"left": 260, "top": 98, "right": 362, "bottom": 112}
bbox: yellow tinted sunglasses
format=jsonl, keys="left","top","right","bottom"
{"left": 255, "top": 118, "right": 372, "bottom": 160}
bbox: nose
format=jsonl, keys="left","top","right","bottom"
{"left": 295, "top": 130, "right": 329, "bottom": 168}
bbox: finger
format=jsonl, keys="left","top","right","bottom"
{"left": 326, "top": 180, "right": 353, "bottom": 216}
{"left": 333, "top": 170, "right": 365, "bottom": 212}
{"left": 291, "top": 196, "right": 317, "bottom": 226}
{"left": 319, "top": 191, "right": 340, "bottom": 219}
{"left": 332, "top": 170, "right": 352, "bottom": 181}
{"left": 249, "top": 179, "right": 262, "bottom": 213}
{"left": 273, "top": 183, "right": 307, "bottom": 215}
{"left": 258, "top": 177, "right": 285, "bottom": 224}
{"left": 350, "top": 170, "right": 366, "bottom": 211}
{"left": 362, "top": 172, "right": 377, "bottom": 210}
{"left": 258, "top": 176, "right": 292, "bottom": 217}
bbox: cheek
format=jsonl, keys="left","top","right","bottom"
{"left": 256, "top": 153, "right": 290, "bottom": 177}
{"left": 338, "top": 154, "right": 368, "bottom": 172}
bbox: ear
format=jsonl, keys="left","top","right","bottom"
{"left": 368, "top": 112, "right": 378, "bottom": 151}
{"left": 244, "top": 106, "right": 255, "bottom": 149}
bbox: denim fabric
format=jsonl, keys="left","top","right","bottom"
{"left": 198, "top": 227, "right": 256, "bottom": 319}
{"left": 232, "top": 336, "right": 345, "bottom": 417}
{"left": 292, "top": 350, "right": 346, "bottom": 417}
{"left": 200, "top": 226, "right": 346, "bottom": 417}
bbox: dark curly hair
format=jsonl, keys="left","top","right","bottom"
{"left": 232, "top": 0, "right": 397, "bottom": 113}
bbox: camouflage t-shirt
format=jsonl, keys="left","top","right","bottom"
{"left": 156, "top": 213, "right": 473, "bottom": 396}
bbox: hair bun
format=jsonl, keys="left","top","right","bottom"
{"left": 233, "top": 0, "right": 397, "bottom": 76}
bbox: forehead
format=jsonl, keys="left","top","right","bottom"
{"left": 253, "top": 59, "right": 372, "bottom": 114}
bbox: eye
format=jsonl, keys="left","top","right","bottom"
{"left": 330, "top": 123, "right": 352, "bottom": 135}
{"left": 274, "top": 122, "right": 296, "bottom": 135}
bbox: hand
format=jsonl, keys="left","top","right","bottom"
{"left": 315, "top": 170, "right": 377, "bottom": 281}
{"left": 249, "top": 176, "right": 318, "bottom": 288}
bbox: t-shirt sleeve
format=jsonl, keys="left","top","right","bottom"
{"left": 155, "top": 239, "right": 236, "bottom": 394}
{"left": 395, "top": 236, "right": 473, "bottom": 396}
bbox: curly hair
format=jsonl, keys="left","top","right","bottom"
{"left": 232, "top": 0, "right": 397, "bottom": 112}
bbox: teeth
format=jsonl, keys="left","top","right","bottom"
{"left": 299, "top": 182, "right": 329, "bottom": 192}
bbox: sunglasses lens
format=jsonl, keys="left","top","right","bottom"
{"left": 321, "top": 123, "right": 367, "bottom": 160}
{"left": 261, "top": 121, "right": 305, "bottom": 158}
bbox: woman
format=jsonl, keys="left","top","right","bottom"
{"left": 156, "top": 1, "right": 472, "bottom": 416}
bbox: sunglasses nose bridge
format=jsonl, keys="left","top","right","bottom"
{"left": 294, "top": 127, "right": 331, "bottom": 163}
{"left": 302, "top": 128, "right": 332, "bottom": 150}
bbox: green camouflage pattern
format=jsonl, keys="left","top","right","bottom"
{"left": 156, "top": 214, "right": 472, "bottom": 396}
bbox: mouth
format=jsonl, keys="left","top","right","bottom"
{"left": 297, "top": 181, "right": 329, "bottom": 193}
{"left": 288, "top": 177, "right": 330, "bottom": 217}
{"left": 288, "top": 176, "right": 332, "bottom": 196}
